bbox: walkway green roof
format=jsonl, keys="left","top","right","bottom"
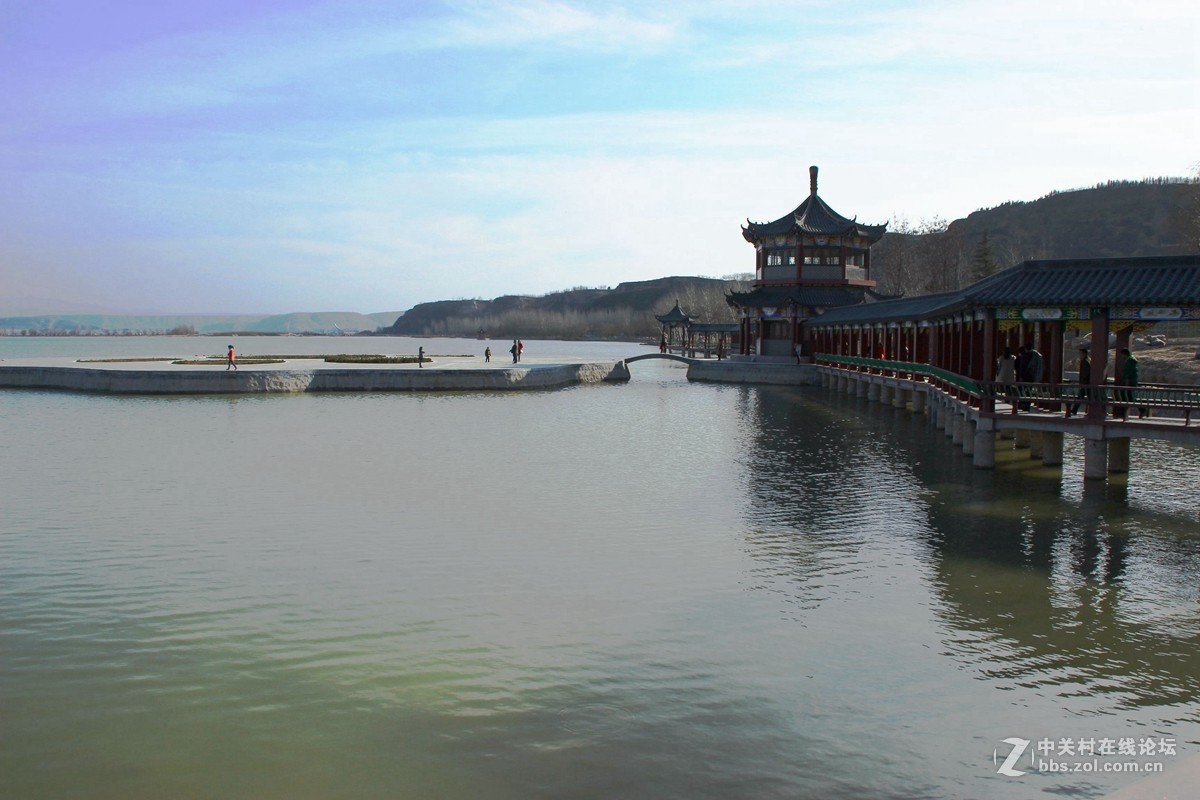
{"left": 963, "top": 255, "right": 1200, "bottom": 306}
{"left": 810, "top": 255, "right": 1200, "bottom": 326}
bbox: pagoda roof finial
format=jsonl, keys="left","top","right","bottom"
{"left": 741, "top": 165, "right": 887, "bottom": 243}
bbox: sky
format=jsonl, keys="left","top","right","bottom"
{"left": 2, "top": 0, "right": 1197, "bottom": 315}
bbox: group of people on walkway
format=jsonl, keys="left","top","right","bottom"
{"left": 997, "top": 343, "right": 1145, "bottom": 419}
{"left": 995, "top": 344, "right": 1043, "bottom": 410}
{"left": 509, "top": 339, "right": 524, "bottom": 363}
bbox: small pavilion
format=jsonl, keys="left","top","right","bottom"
{"left": 654, "top": 301, "right": 738, "bottom": 358}
{"left": 728, "top": 166, "right": 889, "bottom": 358}
{"left": 655, "top": 301, "right": 694, "bottom": 352}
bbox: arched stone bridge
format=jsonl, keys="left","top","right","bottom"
{"left": 623, "top": 353, "right": 694, "bottom": 365}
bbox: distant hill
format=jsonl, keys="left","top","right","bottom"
{"left": 381, "top": 276, "right": 746, "bottom": 340}
{"left": 239, "top": 311, "right": 390, "bottom": 334}
{"left": 955, "top": 179, "right": 1193, "bottom": 257}
{"left": 0, "top": 311, "right": 401, "bottom": 336}
{"left": 872, "top": 179, "right": 1198, "bottom": 295}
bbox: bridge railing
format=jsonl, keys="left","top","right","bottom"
{"left": 815, "top": 354, "right": 1200, "bottom": 424}
{"left": 978, "top": 380, "right": 1200, "bottom": 422}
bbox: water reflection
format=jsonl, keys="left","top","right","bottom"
{"left": 735, "top": 385, "right": 1200, "bottom": 728}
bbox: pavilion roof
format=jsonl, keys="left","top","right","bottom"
{"left": 742, "top": 167, "right": 887, "bottom": 243}
{"left": 810, "top": 290, "right": 961, "bottom": 324}
{"left": 809, "top": 255, "right": 1200, "bottom": 326}
{"left": 654, "top": 301, "right": 694, "bottom": 324}
{"left": 962, "top": 255, "right": 1200, "bottom": 306}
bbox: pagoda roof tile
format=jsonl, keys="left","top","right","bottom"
{"left": 742, "top": 167, "right": 886, "bottom": 243}
{"left": 654, "top": 301, "right": 695, "bottom": 324}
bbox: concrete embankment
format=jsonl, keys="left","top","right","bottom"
{"left": 0, "top": 362, "right": 631, "bottom": 394}
{"left": 686, "top": 360, "right": 821, "bottom": 386}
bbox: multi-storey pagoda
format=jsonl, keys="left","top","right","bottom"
{"left": 729, "top": 166, "right": 888, "bottom": 357}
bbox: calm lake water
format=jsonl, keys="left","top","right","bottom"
{"left": 2, "top": 336, "right": 1199, "bottom": 799}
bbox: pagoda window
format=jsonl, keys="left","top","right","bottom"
{"left": 804, "top": 248, "right": 841, "bottom": 265}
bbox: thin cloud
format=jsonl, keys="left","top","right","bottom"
{"left": 1, "top": 0, "right": 1195, "bottom": 314}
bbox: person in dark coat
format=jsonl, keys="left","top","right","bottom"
{"left": 1067, "top": 348, "right": 1090, "bottom": 417}
{"left": 1119, "top": 348, "right": 1146, "bottom": 419}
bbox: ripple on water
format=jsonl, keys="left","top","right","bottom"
{"left": 2, "top": 372, "right": 1199, "bottom": 799}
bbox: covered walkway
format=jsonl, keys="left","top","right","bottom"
{"left": 806, "top": 255, "right": 1200, "bottom": 479}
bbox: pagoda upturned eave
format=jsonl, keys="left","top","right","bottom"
{"left": 741, "top": 195, "right": 886, "bottom": 242}
{"left": 654, "top": 301, "right": 694, "bottom": 325}
{"left": 741, "top": 166, "right": 886, "bottom": 243}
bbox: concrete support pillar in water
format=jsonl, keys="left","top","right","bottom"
{"left": 1029, "top": 431, "right": 1044, "bottom": 460}
{"left": 868, "top": 381, "right": 880, "bottom": 401}
{"left": 856, "top": 377, "right": 868, "bottom": 398}
{"left": 912, "top": 390, "right": 926, "bottom": 415}
{"left": 893, "top": 387, "right": 909, "bottom": 410}
{"left": 952, "top": 411, "right": 965, "bottom": 445}
{"left": 929, "top": 398, "right": 939, "bottom": 425}
{"left": 879, "top": 384, "right": 892, "bottom": 405}
{"left": 840, "top": 375, "right": 851, "bottom": 393}
{"left": 944, "top": 403, "right": 956, "bottom": 437}
{"left": 962, "top": 418, "right": 976, "bottom": 455}
{"left": 973, "top": 421, "right": 996, "bottom": 469}
{"left": 1015, "top": 429, "right": 1032, "bottom": 449}
{"left": 1083, "top": 431, "right": 1108, "bottom": 480}
{"left": 1109, "top": 437, "right": 1131, "bottom": 473}
{"left": 1042, "top": 431, "right": 1064, "bottom": 466}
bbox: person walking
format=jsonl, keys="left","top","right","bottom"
{"left": 517, "top": 339, "right": 524, "bottom": 362}
{"left": 484, "top": 346, "right": 491, "bottom": 363}
{"left": 1120, "top": 348, "right": 1146, "bottom": 419}
{"left": 510, "top": 339, "right": 519, "bottom": 364}
{"left": 418, "top": 346, "right": 425, "bottom": 368}
{"left": 996, "top": 347, "right": 1017, "bottom": 408}
{"left": 1019, "top": 345, "right": 1043, "bottom": 410}
{"left": 226, "top": 345, "right": 237, "bottom": 371}
{"left": 1067, "top": 347, "right": 1090, "bottom": 417}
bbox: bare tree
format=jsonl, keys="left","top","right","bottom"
{"left": 874, "top": 215, "right": 962, "bottom": 296}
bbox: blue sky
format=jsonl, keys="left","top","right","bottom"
{"left": 2, "top": 0, "right": 1196, "bottom": 314}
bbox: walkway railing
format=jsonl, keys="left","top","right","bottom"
{"left": 815, "top": 354, "right": 1200, "bottom": 424}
